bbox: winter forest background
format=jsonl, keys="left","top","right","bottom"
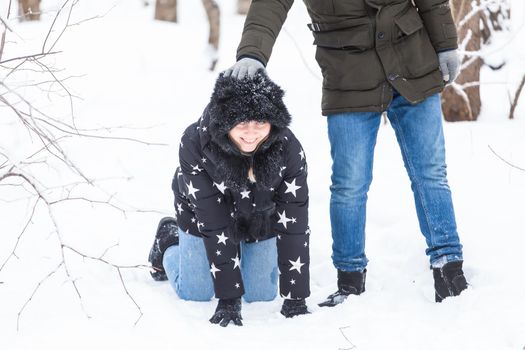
{"left": 1, "top": 0, "right": 524, "bottom": 349}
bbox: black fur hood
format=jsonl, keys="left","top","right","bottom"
{"left": 199, "top": 72, "right": 292, "bottom": 191}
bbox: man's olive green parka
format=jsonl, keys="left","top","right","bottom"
{"left": 237, "top": 0, "right": 458, "bottom": 115}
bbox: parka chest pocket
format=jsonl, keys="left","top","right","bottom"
{"left": 311, "top": 21, "right": 384, "bottom": 91}
{"left": 392, "top": 6, "right": 440, "bottom": 79}
{"left": 312, "top": 23, "right": 373, "bottom": 51}
{"left": 303, "top": 0, "right": 335, "bottom": 15}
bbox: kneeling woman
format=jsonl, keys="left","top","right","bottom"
{"left": 149, "top": 73, "right": 311, "bottom": 327}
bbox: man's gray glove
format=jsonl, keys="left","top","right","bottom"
{"left": 223, "top": 57, "right": 265, "bottom": 80}
{"left": 437, "top": 49, "right": 460, "bottom": 85}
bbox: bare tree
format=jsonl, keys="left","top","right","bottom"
{"left": 1, "top": 0, "right": 162, "bottom": 330}
{"left": 18, "top": 0, "right": 41, "bottom": 21}
{"left": 237, "top": 0, "right": 251, "bottom": 15}
{"left": 202, "top": 0, "right": 220, "bottom": 70}
{"left": 155, "top": 0, "right": 177, "bottom": 22}
{"left": 442, "top": 0, "right": 511, "bottom": 121}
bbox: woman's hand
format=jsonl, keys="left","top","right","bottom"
{"left": 209, "top": 297, "right": 243, "bottom": 327}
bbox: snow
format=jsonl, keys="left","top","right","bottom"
{"left": 1, "top": 0, "right": 524, "bottom": 349}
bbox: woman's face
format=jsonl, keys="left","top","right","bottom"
{"left": 228, "top": 120, "right": 271, "bottom": 153}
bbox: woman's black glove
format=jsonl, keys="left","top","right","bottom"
{"left": 209, "top": 297, "right": 243, "bottom": 327}
{"left": 280, "top": 299, "right": 310, "bottom": 318}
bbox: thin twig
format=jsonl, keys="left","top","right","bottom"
{"left": 282, "top": 27, "right": 321, "bottom": 81}
{"left": 0, "top": 196, "right": 41, "bottom": 272}
{"left": 17, "top": 262, "right": 64, "bottom": 331}
{"left": 488, "top": 145, "right": 525, "bottom": 172}
{"left": 42, "top": 0, "right": 72, "bottom": 54}
{"left": 117, "top": 268, "right": 144, "bottom": 326}
{"left": 509, "top": 73, "right": 525, "bottom": 120}
{"left": 338, "top": 326, "right": 357, "bottom": 350}
{"left": 0, "top": 51, "right": 61, "bottom": 65}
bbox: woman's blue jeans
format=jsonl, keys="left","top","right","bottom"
{"left": 327, "top": 91, "right": 463, "bottom": 272}
{"left": 163, "top": 228, "right": 278, "bottom": 302}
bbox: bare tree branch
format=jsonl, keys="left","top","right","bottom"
{"left": 488, "top": 145, "right": 525, "bottom": 172}
{"left": 0, "top": 51, "right": 62, "bottom": 65}
{"left": 509, "top": 73, "right": 525, "bottom": 120}
{"left": 1, "top": 1, "right": 159, "bottom": 330}
{"left": 282, "top": 27, "right": 322, "bottom": 81}
{"left": 0, "top": 195, "right": 40, "bottom": 272}
{"left": 63, "top": 244, "right": 150, "bottom": 325}
{"left": 17, "top": 262, "right": 64, "bottom": 331}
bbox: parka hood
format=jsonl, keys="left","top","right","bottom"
{"left": 198, "top": 72, "right": 292, "bottom": 191}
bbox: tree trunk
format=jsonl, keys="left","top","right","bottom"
{"left": 237, "top": 0, "right": 251, "bottom": 15}
{"left": 18, "top": 0, "right": 41, "bottom": 21}
{"left": 202, "top": 0, "right": 220, "bottom": 71}
{"left": 155, "top": 0, "right": 177, "bottom": 22}
{"left": 442, "top": 0, "right": 482, "bottom": 122}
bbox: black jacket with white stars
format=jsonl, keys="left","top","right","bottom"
{"left": 172, "top": 73, "right": 310, "bottom": 301}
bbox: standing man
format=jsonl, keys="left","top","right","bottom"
{"left": 225, "top": 0, "right": 467, "bottom": 305}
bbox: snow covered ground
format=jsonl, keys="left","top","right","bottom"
{"left": 1, "top": 0, "right": 524, "bottom": 349}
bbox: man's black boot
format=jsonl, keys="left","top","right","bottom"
{"left": 148, "top": 217, "right": 179, "bottom": 281}
{"left": 433, "top": 260, "right": 468, "bottom": 302}
{"left": 318, "top": 269, "right": 366, "bottom": 307}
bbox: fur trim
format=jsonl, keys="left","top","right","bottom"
{"left": 204, "top": 72, "right": 291, "bottom": 191}
{"left": 207, "top": 71, "right": 291, "bottom": 134}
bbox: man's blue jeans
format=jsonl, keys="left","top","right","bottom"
{"left": 163, "top": 228, "right": 278, "bottom": 302}
{"left": 327, "top": 91, "right": 463, "bottom": 272}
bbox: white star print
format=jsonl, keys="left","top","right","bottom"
{"left": 299, "top": 150, "right": 305, "bottom": 160}
{"left": 197, "top": 221, "right": 204, "bottom": 230}
{"left": 210, "top": 263, "right": 221, "bottom": 278}
{"left": 201, "top": 157, "right": 207, "bottom": 163}
{"left": 202, "top": 126, "right": 207, "bottom": 132}
{"left": 235, "top": 283, "right": 240, "bottom": 289}
{"left": 216, "top": 232, "right": 228, "bottom": 245}
{"left": 231, "top": 254, "right": 240, "bottom": 270}
{"left": 176, "top": 203, "right": 184, "bottom": 215}
{"left": 186, "top": 181, "right": 200, "bottom": 200}
{"left": 213, "top": 181, "right": 227, "bottom": 194}
{"left": 217, "top": 197, "right": 222, "bottom": 203}
{"left": 290, "top": 279, "right": 296, "bottom": 285}
{"left": 279, "top": 166, "right": 287, "bottom": 177}
{"left": 304, "top": 241, "right": 308, "bottom": 247}
{"left": 284, "top": 178, "right": 302, "bottom": 197}
{"left": 240, "top": 189, "right": 251, "bottom": 199}
{"left": 216, "top": 250, "right": 221, "bottom": 256}
{"left": 191, "top": 171, "right": 197, "bottom": 175}
{"left": 277, "top": 234, "right": 281, "bottom": 240}
{"left": 191, "top": 164, "right": 203, "bottom": 173}
{"left": 277, "top": 210, "right": 293, "bottom": 229}
{"left": 292, "top": 217, "right": 297, "bottom": 224}
{"left": 191, "top": 217, "right": 196, "bottom": 223}
{"left": 281, "top": 291, "right": 292, "bottom": 299}
{"left": 289, "top": 256, "right": 305, "bottom": 274}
